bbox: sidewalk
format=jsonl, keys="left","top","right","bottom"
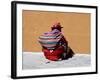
{"left": 23, "top": 52, "right": 91, "bottom": 69}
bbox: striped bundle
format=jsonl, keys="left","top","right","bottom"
{"left": 38, "top": 29, "right": 62, "bottom": 50}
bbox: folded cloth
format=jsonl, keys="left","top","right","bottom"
{"left": 38, "top": 29, "right": 62, "bottom": 50}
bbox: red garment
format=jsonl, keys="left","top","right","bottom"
{"left": 43, "top": 46, "right": 64, "bottom": 61}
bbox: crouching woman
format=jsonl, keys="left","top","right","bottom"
{"left": 39, "top": 22, "right": 74, "bottom": 61}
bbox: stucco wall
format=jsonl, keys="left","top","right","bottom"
{"left": 22, "top": 10, "right": 90, "bottom": 54}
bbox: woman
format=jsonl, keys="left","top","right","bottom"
{"left": 39, "top": 22, "right": 74, "bottom": 61}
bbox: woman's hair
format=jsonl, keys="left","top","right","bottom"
{"left": 51, "top": 27, "right": 61, "bottom": 32}
{"left": 51, "top": 22, "right": 63, "bottom": 32}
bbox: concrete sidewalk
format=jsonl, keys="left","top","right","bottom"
{"left": 22, "top": 52, "right": 91, "bottom": 69}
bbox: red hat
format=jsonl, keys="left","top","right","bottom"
{"left": 51, "top": 22, "right": 63, "bottom": 29}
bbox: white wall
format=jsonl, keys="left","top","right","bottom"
{"left": 0, "top": 0, "right": 100, "bottom": 80}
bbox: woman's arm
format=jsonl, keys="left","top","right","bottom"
{"left": 61, "top": 36, "right": 68, "bottom": 47}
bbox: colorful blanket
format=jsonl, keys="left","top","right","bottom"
{"left": 38, "top": 29, "right": 62, "bottom": 49}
